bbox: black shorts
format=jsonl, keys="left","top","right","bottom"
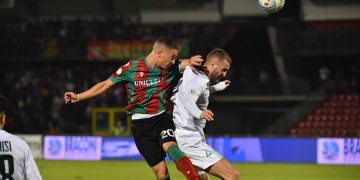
{"left": 131, "top": 112, "right": 177, "bottom": 167}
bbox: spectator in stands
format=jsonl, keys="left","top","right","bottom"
{"left": 319, "top": 64, "right": 331, "bottom": 82}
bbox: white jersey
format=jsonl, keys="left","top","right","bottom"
{"left": 171, "top": 66, "right": 210, "bottom": 131}
{"left": 171, "top": 66, "right": 225, "bottom": 170}
{"left": 0, "top": 130, "right": 42, "bottom": 180}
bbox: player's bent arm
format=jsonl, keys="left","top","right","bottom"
{"left": 77, "top": 79, "right": 114, "bottom": 101}
{"left": 178, "top": 79, "right": 214, "bottom": 121}
{"left": 178, "top": 89, "right": 202, "bottom": 119}
{"left": 178, "top": 91, "right": 214, "bottom": 121}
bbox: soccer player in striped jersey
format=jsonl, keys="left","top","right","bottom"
{"left": 0, "top": 95, "right": 42, "bottom": 180}
{"left": 64, "top": 36, "right": 202, "bottom": 180}
{"left": 171, "top": 49, "right": 239, "bottom": 179}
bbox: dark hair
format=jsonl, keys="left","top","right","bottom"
{"left": 0, "top": 95, "right": 7, "bottom": 115}
{"left": 207, "top": 48, "right": 232, "bottom": 64}
{"left": 156, "top": 36, "right": 178, "bottom": 50}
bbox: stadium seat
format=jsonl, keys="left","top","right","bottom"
{"left": 290, "top": 93, "right": 359, "bottom": 137}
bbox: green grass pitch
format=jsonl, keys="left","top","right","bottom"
{"left": 37, "top": 160, "right": 360, "bottom": 180}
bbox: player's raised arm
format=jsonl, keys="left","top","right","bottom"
{"left": 179, "top": 55, "right": 203, "bottom": 71}
{"left": 64, "top": 79, "right": 114, "bottom": 104}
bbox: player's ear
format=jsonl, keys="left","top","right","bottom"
{"left": 1, "top": 115, "right": 5, "bottom": 125}
{"left": 156, "top": 49, "right": 164, "bottom": 57}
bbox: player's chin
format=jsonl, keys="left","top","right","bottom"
{"left": 218, "top": 76, "right": 225, "bottom": 82}
{"left": 162, "top": 64, "right": 171, "bottom": 69}
{"left": 159, "top": 66, "right": 167, "bottom": 70}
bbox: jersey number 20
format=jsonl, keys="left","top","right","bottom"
{"left": 0, "top": 155, "right": 14, "bottom": 180}
{"left": 161, "top": 129, "right": 175, "bottom": 139}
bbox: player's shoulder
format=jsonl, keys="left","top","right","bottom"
{"left": 10, "top": 133, "right": 27, "bottom": 144}
{"left": 184, "top": 66, "right": 205, "bottom": 76}
{"left": 192, "top": 67, "right": 209, "bottom": 82}
{"left": 124, "top": 59, "right": 135, "bottom": 68}
{"left": 1, "top": 131, "right": 28, "bottom": 147}
{"left": 114, "top": 59, "right": 134, "bottom": 76}
{"left": 122, "top": 57, "right": 148, "bottom": 70}
{"left": 131, "top": 56, "right": 147, "bottom": 64}
{"left": 183, "top": 66, "right": 209, "bottom": 86}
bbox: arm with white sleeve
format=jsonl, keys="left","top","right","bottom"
{"left": 209, "top": 80, "right": 231, "bottom": 93}
{"left": 178, "top": 76, "right": 214, "bottom": 121}
{"left": 24, "top": 144, "right": 42, "bottom": 180}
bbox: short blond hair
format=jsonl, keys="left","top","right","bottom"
{"left": 206, "top": 48, "right": 231, "bottom": 64}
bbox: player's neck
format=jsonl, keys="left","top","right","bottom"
{"left": 200, "top": 66, "right": 210, "bottom": 78}
{"left": 146, "top": 53, "right": 158, "bottom": 69}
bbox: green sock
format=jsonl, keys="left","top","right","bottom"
{"left": 167, "top": 145, "right": 185, "bottom": 162}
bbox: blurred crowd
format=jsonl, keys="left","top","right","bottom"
{"left": 0, "top": 16, "right": 236, "bottom": 59}
{"left": 1, "top": 18, "right": 359, "bottom": 135}
{"left": 0, "top": 62, "right": 127, "bottom": 134}
{"left": 277, "top": 21, "right": 360, "bottom": 55}
{"left": 1, "top": 61, "right": 357, "bottom": 135}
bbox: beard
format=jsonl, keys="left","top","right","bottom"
{"left": 212, "top": 74, "right": 224, "bottom": 84}
{"left": 210, "top": 76, "right": 221, "bottom": 84}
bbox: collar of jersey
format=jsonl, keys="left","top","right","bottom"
{"left": 195, "top": 68, "right": 211, "bottom": 86}
{"left": 140, "top": 56, "right": 157, "bottom": 71}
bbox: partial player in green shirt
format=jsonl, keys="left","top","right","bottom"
{"left": 108, "top": 55, "right": 180, "bottom": 115}
{"left": 64, "top": 36, "right": 203, "bottom": 180}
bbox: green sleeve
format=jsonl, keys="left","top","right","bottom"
{"left": 108, "top": 62, "right": 132, "bottom": 84}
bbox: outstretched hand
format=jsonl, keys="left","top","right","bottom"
{"left": 223, "top": 80, "right": 231, "bottom": 87}
{"left": 200, "top": 109, "right": 214, "bottom": 121}
{"left": 210, "top": 80, "right": 231, "bottom": 93}
{"left": 64, "top": 92, "right": 79, "bottom": 104}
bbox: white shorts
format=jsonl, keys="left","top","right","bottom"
{"left": 175, "top": 128, "right": 222, "bottom": 171}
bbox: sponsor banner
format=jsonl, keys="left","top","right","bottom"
{"left": 317, "top": 138, "right": 360, "bottom": 165}
{"left": 44, "top": 136, "right": 102, "bottom": 160}
{"left": 87, "top": 39, "right": 189, "bottom": 61}
{"left": 207, "top": 137, "right": 263, "bottom": 162}
{"left": 101, "top": 137, "right": 143, "bottom": 160}
{"left": 260, "top": 138, "right": 317, "bottom": 163}
{"left": 16, "top": 134, "right": 43, "bottom": 159}
{"left": 40, "top": 136, "right": 359, "bottom": 164}
{"left": 208, "top": 137, "right": 317, "bottom": 163}
{"left": 344, "top": 138, "right": 360, "bottom": 164}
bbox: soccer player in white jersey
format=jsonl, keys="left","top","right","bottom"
{"left": 0, "top": 95, "right": 42, "bottom": 180}
{"left": 171, "top": 49, "right": 239, "bottom": 180}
